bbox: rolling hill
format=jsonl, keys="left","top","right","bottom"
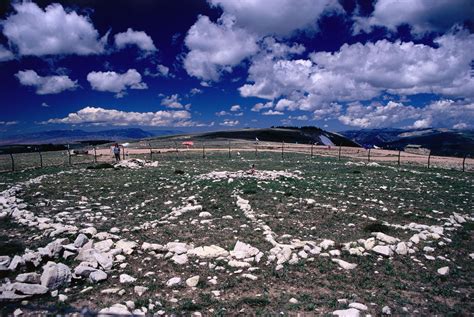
{"left": 341, "top": 128, "right": 474, "bottom": 156}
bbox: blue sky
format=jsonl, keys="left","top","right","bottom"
{"left": 0, "top": 0, "right": 473, "bottom": 136}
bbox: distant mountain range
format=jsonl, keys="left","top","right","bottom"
{"left": 340, "top": 128, "right": 474, "bottom": 156}
{"left": 194, "top": 127, "right": 360, "bottom": 147}
{"left": 0, "top": 128, "right": 180, "bottom": 146}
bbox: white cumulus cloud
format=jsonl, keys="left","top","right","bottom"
{"left": 183, "top": 15, "right": 259, "bottom": 81}
{"left": 230, "top": 105, "right": 241, "bottom": 112}
{"left": 161, "top": 94, "right": 190, "bottom": 109}
{"left": 46, "top": 106, "right": 194, "bottom": 127}
{"left": 15, "top": 70, "right": 78, "bottom": 94}
{"left": 240, "top": 31, "right": 474, "bottom": 109}
{"left": 114, "top": 28, "right": 157, "bottom": 51}
{"left": 251, "top": 101, "right": 273, "bottom": 112}
{"left": 209, "top": 0, "right": 341, "bottom": 36}
{"left": 87, "top": 69, "right": 147, "bottom": 98}
{"left": 2, "top": 2, "right": 107, "bottom": 56}
{"left": 219, "top": 119, "right": 239, "bottom": 126}
{"left": 354, "top": 0, "right": 474, "bottom": 35}
{"left": 0, "top": 45, "right": 14, "bottom": 61}
{"left": 262, "top": 110, "right": 284, "bottom": 116}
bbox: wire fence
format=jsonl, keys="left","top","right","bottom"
{"left": 0, "top": 140, "right": 472, "bottom": 173}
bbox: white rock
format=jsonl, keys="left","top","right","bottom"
{"left": 14, "top": 308, "right": 23, "bottom": 316}
{"left": 332, "top": 259, "right": 357, "bottom": 270}
{"left": 141, "top": 242, "right": 163, "bottom": 252}
{"left": 58, "top": 294, "right": 68, "bottom": 302}
{"left": 332, "top": 308, "right": 360, "bottom": 317}
{"left": 423, "top": 246, "right": 435, "bottom": 253}
{"left": 134, "top": 286, "right": 148, "bottom": 296}
{"left": 320, "top": 239, "right": 335, "bottom": 250}
{"left": 40, "top": 262, "right": 71, "bottom": 290}
{"left": 8, "top": 255, "right": 25, "bottom": 271}
{"left": 364, "top": 238, "right": 376, "bottom": 251}
{"left": 241, "top": 273, "right": 258, "bottom": 280}
{"left": 11, "top": 282, "right": 48, "bottom": 295}
{"left": 166, "top": 277, "right": 182, "bottom": 287}
{"left": 89, "top": 270, "right": 107, "bottom": 283}
{"left": 228, "top": 260, "right": 251, "bottom": 268}
{"left": 231, "top": 241, "right": 260, "bottom": 259}
{"left": 374, "top": 232, "right": 398, "bottom": 244}
{"left": 116, "top": 240, "right": 137, "bottom": 255}
{"left": 199, "top": 212, "right": 212, "bottom": 218}
{"left": 382, "top": 306, "right": 391, "bottom": 315}
{"left": 94, "top": 239, "right": 114, "bottom": 252}
{"left": 98, "top": 304, "right": 131, "bottom": 317}
{"left": 349, "top": 302, "right": 368, "bottom": 310}
{"left": 289, "top": 297, "right": 298, "bottom": 304}
{"left": 171, "top": 254, "right": 188, "bottom": 265}
{"left": 16, "top": 273, "right": 41, "bottom": 284}
{"left": 74, "top": 234, "right": 89, "bottom": 248}
{"left": 80, "top": 227, "right": 97, "bottom": 237}
{"left": 186, "top": 276, "right": 200, "bottom": 287}
{"left": 188, "top": 245, "right": 228, "bottom": 258}
{"left": 437, "top": 266, "right": 449, "bottom": 275}
{"left": 372, "top": 245, "right": 393, "bottom": 257}
{"left": 395, "top": 242, "right": 408, "bottom": 255}
{"left": 119, "top": 274, "right": 136, "bottom": 283}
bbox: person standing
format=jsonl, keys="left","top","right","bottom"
{"left": 113, "top": 143, "right": 121, "bottom": 161}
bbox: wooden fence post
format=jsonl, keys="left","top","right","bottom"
{"left": 255, "top": 142, "right": 258, "bottom": 157}
{"left": 368, "top": 148, "right": 371, "bottom": 162}
{"left": 149, "top": 143, "right": 153, "bottom": 161}
{"left": 37, "top": 149, "right": 43, "bottom": 168}
{"left": 174, "top": 142, "right": 179, "bottom": 158}
{"left": 67, "top": 145, "right": 72, "bottom": 166}
{"left": 398, "top": 150, "right": 401, "bottom": 166}
{"left": 311, "top": 143, "right": 314, "bottom": 158}
{"left": 427, "top": 152, "right": 431, "bottom": 168}
{"left": 462, "top": 154, "right": 467, "bottom": 172}
{"left": 202, "top": 142, "right": 205, "bottom": 159}
{"left": 281, "top": 141, "right": 284, "bottom": 159}
{"left": 228, "top": 141, "right": 231, "bottom": 159}
{"left": 94, "top": 147, "right": 97, "bottom": 163}
{"left": 338, "top": 145, "right": 342, "bottom": 161}
{"left": 10, "top": 153, "right": 14, "bottom": 172}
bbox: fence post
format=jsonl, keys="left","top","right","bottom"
{"left": 202, "top": 142, "right": 205, "bottom": 159}
{"left": 281, "top": 141, "right": 284, "bottom": 159}
{"left": 174, "top": 142, "right": 179, "bottom": 159}
{"left": 338, "top": 145, "right": 342, "bottom": 161}
{"left": 67, "top": 145, "right": 72, "bottom": 166}
{"left": 368, "top": 148, "right": 371, "bottom": 162}
{"left": 10, "top": 153, "right": 14, "bottom": 172}
{"left": 149, "top": 143, "right": 153, "bottom": 161}
{"left": 228, "top": 141, "right": 231, "bottom": 159}
{"left": 462, "top": 154, "right": 467, "bottom": 172}
{"left": 427, "top": 152, "right": 431, "bottom": 168}
{"left": 122, "top": 146, "right": 125, "bottom": 160}
{"left": 37, "top": 149, "right": 43, "bottom": 168}
{"left": 311, "top": 143, "right": 314, "bottom": 158}
{"left": 255, "top": 142, "right": 258, "bottom": 157}
{"left": 94, "top": 147, "right": 97, "bottom": 163}
{"left": 398, "top": 150, "right": 401, "bottom": 166}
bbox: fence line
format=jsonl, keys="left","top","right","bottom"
{"left": 0, "top": 141, "right": 472, "bottom": 173}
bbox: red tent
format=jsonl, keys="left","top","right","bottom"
{"left": 182, "top": 141, "right": 194, "bottom": 148}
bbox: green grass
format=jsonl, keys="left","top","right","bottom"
{"left": 0, "top": 152, "right": 472, "bottom": 315}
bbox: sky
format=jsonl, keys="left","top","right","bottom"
{"left": 0, "top": 0, "right": 473, "bottom": 136}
